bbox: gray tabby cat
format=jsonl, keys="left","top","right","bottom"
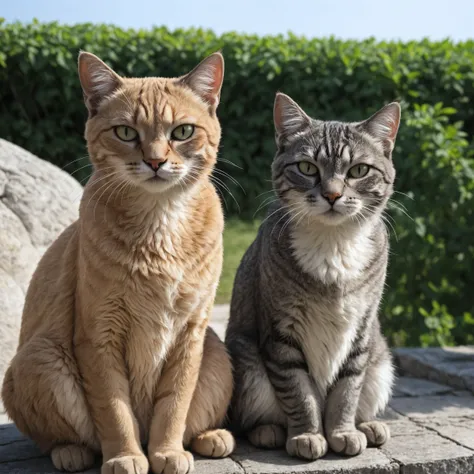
{"left": 225, "top": 93, "right": 400, "bottom": 460}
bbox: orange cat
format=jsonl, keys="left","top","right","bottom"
{"left": 2, "top": 51, "right": 234, "bottom": 474}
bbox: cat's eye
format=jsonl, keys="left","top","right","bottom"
{"left": 348, "top": 164, "right": 370, "bottom": 179}
{"left": 171, "top": 124, "right": 195, "bottom": 141}
{"left": 297, "top": 161, "right": 319, "bottom": 176}
{"left": 114, "top": 126, "right": 138, "bottom": 142}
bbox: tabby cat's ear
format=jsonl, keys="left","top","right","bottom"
{"left": 358, "top": 102, "right": 401, "bottom": 157}
{"left": 180, "top": 52, "right": 225, "bottom": 112}
{"left": 78, "top": 51, "right": 122, "bottom": 116}
{"left": 274, "top": 93, "right": 311, "bottom": 143}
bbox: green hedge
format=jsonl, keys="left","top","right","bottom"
{"left": 1, "top": 20, "right": 474, "bottom": 346}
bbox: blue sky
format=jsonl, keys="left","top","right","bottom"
{"left": 2, "top": 0, "right": 473, "bottom": 41}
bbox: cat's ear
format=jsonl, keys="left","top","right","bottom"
{"left": 78, "top": 51, "right": 122, "bottom": 116}
{"left": 274, "top": 93, "right": 311, "bottom": 143}
{"left": 358, "top": 102, "right": 401, "bottom": 157}
{"left": 180, "top": 52, "right": 224, "bottom": 112}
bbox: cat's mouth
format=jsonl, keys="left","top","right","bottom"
{"left": 147, "top": 175, "right": 165, "bottom": 182}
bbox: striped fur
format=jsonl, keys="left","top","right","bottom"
{"left": 226, "top": 94, "right": 400, "bottom": 460}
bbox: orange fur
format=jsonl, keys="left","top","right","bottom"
{"left": 2, "top": 52, "right": 234, "bottom": 474}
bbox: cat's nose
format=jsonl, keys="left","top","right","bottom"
{"left": 322, "top": 191, "right": 342, "bottom": 204}
{"left": 143, "top": 158, "right": 167, "bottom": 171}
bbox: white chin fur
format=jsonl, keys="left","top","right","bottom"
{"left": 290, "top": 201, "right": 373, "bottom": 285}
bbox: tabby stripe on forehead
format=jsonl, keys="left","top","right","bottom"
{"left": 323, "top": 123, "right": 331, "bottom": 158}
{"left": 135, "top": 81, "right": 149, "bottom": 122}
{"left": 313, "top": 142, "right": 323, "bottom": 161}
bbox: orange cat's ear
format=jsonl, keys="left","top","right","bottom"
{"left": 78, "top": 51, "right": 122, "bottom": 116}
{"left": 180, "top": 52, "right": 225, "bottom": 112}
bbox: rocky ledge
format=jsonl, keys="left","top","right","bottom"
{"left": 1, "top": 331, "right": 473, "bottom": 474}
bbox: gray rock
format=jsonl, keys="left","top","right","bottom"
{"left": 419, "top": 417, "right": 474, "bottom": 450}
{"left": 231, "top": 441, "right": 398, "bottom": 474}
{"left": 392, "top": 377, "right": 454, "bottom": 398}
{"left": 390, "top": 395, "right": 474, "bottom": 419}
{"left": 393, "top": 346, "right": 474, "bottom": 394}
{"left": 381, "top": 432, "right": 474, "bottom": 474}
{"left": 0, "top": 140, "right": 83, "bottom": 383}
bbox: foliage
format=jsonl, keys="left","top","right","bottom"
{"left": 1, "top": 21, "right": 474, "bottom": 346}
{"left": 384, "top": 103, "right": 474, "bottom": 347}
{"left": 217, "top": 219, "right": 261, "bottom": 304}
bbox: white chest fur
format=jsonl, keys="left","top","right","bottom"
{"left": 292, "top": 297, "right": 360, "bottom": 395}
{"left": 288, "top": 222, "right": 374, "bottom": 393}
{"left": 290, "top": 222, "right": 373, "bottom": 285}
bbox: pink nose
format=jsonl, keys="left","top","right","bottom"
{"left": 323, "top": 191, "right": 342, "bottom": 204}
{"left": 143, "top": 159, "right": 166, "bottom": 171}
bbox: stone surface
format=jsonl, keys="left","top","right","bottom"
{"left": 381, "top": 433, "right": 474, "bottom": 474}
{"left": 421, "top": 417, "right": 474, "bottom": 450}
{"left": 3, "top": 377, "right": 474, "bottom": 473}
{"left": 390, "top": 395, "right": 474, "bottom": 419}
{"left": 393, "top": 346, "right": 474, "bottom": 394}
{"left": 392, "top": 377, "right": 453, "bottom": 398}
{"left": 0, "top": 139, "right": 83, "bottom": 384}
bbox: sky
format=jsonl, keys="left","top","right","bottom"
{"left": 2, "top": 0, "right": 474, "bottom": 41}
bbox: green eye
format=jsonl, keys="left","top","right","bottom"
{"left": 171, "top": 124, "right": 195, "bottom": 141}
{"left": 297, "top": 161, "right": 319, "bottom": 176}
{"left": 114, "top": 126, "right": 138, "bottom": 142}
{"left": 348, "top": 164, "right": 370, "bottom": 178}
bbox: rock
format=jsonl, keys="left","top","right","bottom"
{"left": 390, "top": 395, "right": 474, "bottom": 419}
{"left": 393, "top": 346, "right": 474, "bottom": 394}
{"left": 0, "top": 139, "right": 83, "bottom": 383}
{"left": 392, "top": 377, "right": 454, "bottom": 397}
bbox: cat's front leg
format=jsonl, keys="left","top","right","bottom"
{"left": 262, "top": 335, "right": 328, "bottom": 461}
{"left": 148, "top": 318, "right": 207, "bottom": 474}
{"left": 324, "top": 353, "right": 369, "bottom": 456}
{"left": 75, "top": 340, "right": 149, "bottom": 474}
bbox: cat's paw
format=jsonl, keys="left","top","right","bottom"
{"left": 327, "top": 429, "right": 367, "bottom": 456}
{"left": 150, "top": 449, "right": 194, "bottom": 474}
{"left": 102, "top": 454, "right": 149, "bottom": 474}
{"left": 357, "top": 421, "right": 390, "bottom": 446}
{"left": 51, "top": 444, "right": 95, "bottom": 472}
{"left": 191, "top": 429, "right": 235, "bottom": 457}
{"left": 248, "top": 424, "right": 286, "bottom": 449}
{"left": 286, "top": 433, "right": 328, "bottom": 460}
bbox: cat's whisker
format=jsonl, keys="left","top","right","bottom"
{"left": 83, "top": 171, "right": 123, "bottom": 213}
{"left": 268, "top": 203, "right": 302, "bottom": 238}
{"left": 253, "top": 195, "right": 280, "bottom": 217}
{"left": 93, "top": 179, "right": 121, "bottom": 223}
{"left": 394, "top": 190, "right": 414, "bottom": 200}
{"left": 210, "top": 175, "right": 240, "bottom": 213}
{"left": 279, "top": 206, "right": 307, "bottom": 241}
{"left": 217, "top": 158, "right": 242, "bottom": 170}
{"left": 212, "top": 168, "right": 246, "bottom": 194}
{"left": 255, "top": 189, "right": 276, "bottom": 199}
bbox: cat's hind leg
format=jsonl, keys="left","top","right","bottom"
{"left": 225, "top": 334, "right": 286, "bottom": 449}
{"left": 183, "top": 327, "right": 235, "bottom": 459}
{"left": 356, "top": 348, "right": 394, "bottom": 447}
{"left": 2, "top": 337, "right": 98, "bottom": 472}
